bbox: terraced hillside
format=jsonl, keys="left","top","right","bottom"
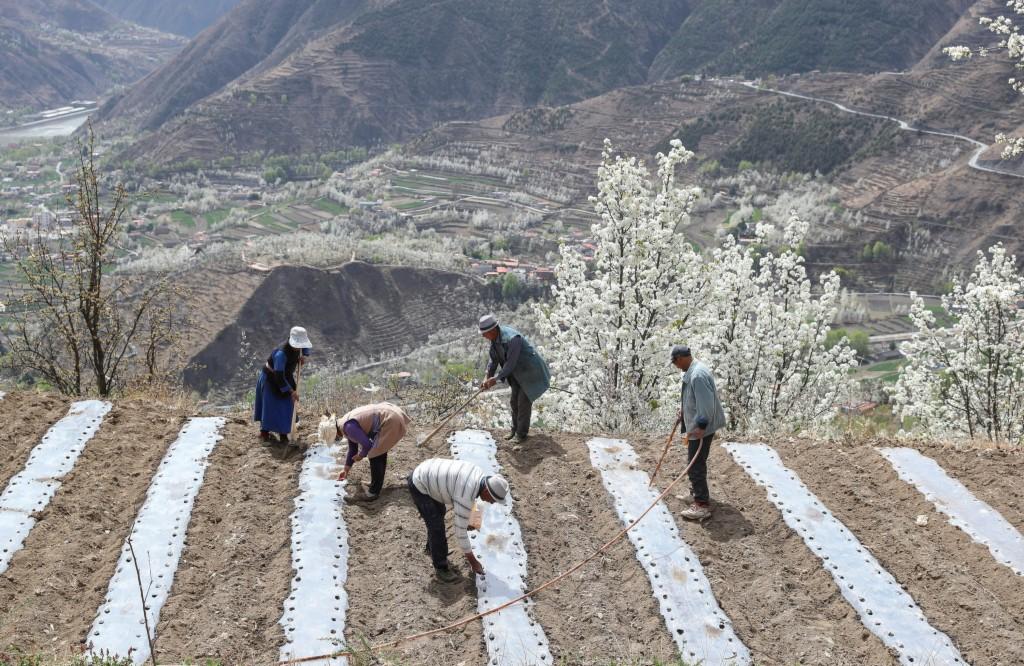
{"left": 0, "top": 390, "right": 1020, "bottom": 664}
{"left": 183, "top": 262, "right": 493, "bottom": 397}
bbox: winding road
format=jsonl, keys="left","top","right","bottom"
{"left": 739, "top": 81, "right": 1024, "bottom": 180}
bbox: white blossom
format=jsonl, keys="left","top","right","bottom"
{"left": 892, "top": 245, "right": 1024, "bottom": 446}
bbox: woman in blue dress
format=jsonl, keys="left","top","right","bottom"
{"left": 254, "top": 326, "right": 312, "bottom": 443}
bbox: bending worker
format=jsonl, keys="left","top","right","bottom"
{"left": 479, "top": 314, "right": 550, "bottom": 443}
{"left": 408, "top": 457, "right": 508, "bottom": 582}
{"left": 671, "top": 344, "right": 726, "bottom": 522}
{"left": 320, "top": 402, "right": 412, "bottom": 502}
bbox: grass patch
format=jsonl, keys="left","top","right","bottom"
{"left": 203, "top": 208, "right": 231, "bottom": 226}
{"left": 169, "top": 210, "right": 196, "bottom": 229}
{"left": 925, "top": 305, "right": 958, "bottom": 327}
{"left": 394, "top": 201, "right": 426, "bottom": 210}
{"left": 864, "top": 358, "right": 908, "bottom": 374}
{"left": 311, "top": 198, "right": 349, "bottom": 215}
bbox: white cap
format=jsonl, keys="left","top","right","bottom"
{"left": 483, "top": 474, "right": 509, "bottom": 503}
{"left": 289, "top": 326, "right": 312, "bottom": 349}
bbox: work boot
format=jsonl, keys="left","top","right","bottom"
{"left": 503, "top": 432, "right": 517, "bottom": 441}
{"left": 680, "top": 502, "right": 712, "bottom": 521}
{"left": 259, "top": 430, "right": 271, "bottom": 442}
{"left": 349, "top": 490, "right": 380, "bottom": 504}
{"left": 514, "top": 433, "right": 529, "bottom": 444}
{"left": 434, "top": 567, "right": 460, "bottom": 583}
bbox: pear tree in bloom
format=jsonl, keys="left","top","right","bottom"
{"left": 893, "top": 245, "right": 1024, "bottom": 445}
{"left": 535, "top": 140, "right": 706, "bottom": 432}
{"left": 945, "top": 1, "right": 1024, "bottom": 158}
{"left": 695, "top": 217, "right": 857, "bottom": 434}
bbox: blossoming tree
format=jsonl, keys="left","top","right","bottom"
{"left": 535, "top": 140, "right": 706, "bottom": 432}
{"left": 945, "top": 0, "right": 1024, "bottom": 158}
{"left": 893, "top": 245, "right": 1024, "bottom": 445}
{"left": 697, "top": 218, "right": 858, "bottom": 434}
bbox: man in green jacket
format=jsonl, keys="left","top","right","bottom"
{"left": 480, "top": 314, "right": 550, "bottom": 443}
{"left": 671, "top": 345, "right": 726, "bottom": 521}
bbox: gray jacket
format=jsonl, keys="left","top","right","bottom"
{"left": 680, "top": 360, "right": 726, "bottom": 439}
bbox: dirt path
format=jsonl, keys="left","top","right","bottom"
{"left": 495, "top": 432, "right": 680, "bottom": 664}
{"left": 341, "top": 433, "right": 486, "bottom": 666}
{"left": 777, "top": 440, "right": 1024, "bottom": 666}
{"left": 0, "top": 403, "right": 183, "bottom": 654}
{"left": 634, "top": 435, "right": 897, "bottom": 666}
{"left": 0, "top": 392, "right": 69, "bottom": 489}
{"left": 155, "top": 419, "right": 303, "bottom": 665}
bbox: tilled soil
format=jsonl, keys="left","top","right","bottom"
{"left": 634, "top": 435, "right": 897, "bottom": 666}
{"left": 0, "top": 402, "right": 184, "bottom": 654}
{"left": 775, "top": 439, "right": 1024, "bottom": 666}
{"left": 2, "top": 394, "right": 1023, "bottom": 666}
{"left": 0, "top": 392, "right": 70, "bottom": 489}
{"left": 155, "top": 418, "right": 303, "bottom": 665}
{"left": 342, "top": 432, "right": 487, "bottom": 666}
{"left": 496, "top": 433, "right": 681, "bottom": 664}
{"left": 913, "top": 442, "right": 1024, "bottom": 531}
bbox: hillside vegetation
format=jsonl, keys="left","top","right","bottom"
{"left": 99, "top": 0, "right": 979, "bottom": 162}
{"left": 90, "top": 0, "right": 241, "bottom": 37}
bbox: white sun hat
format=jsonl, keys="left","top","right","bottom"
{"left": 289, "top": 326, "right": 312, "bottom": 349}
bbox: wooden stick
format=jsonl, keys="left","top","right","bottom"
{"left": 648, "top": 416, "right": 682, "bottom": 488}
{"left": 418, "top": 387, "right": 485, "bottom": 450}
{"left": 290, "top": 361, "right": 303, "bottom": 438}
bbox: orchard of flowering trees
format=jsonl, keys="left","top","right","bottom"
{"left": 893, "top": 245, "right": 1024, "bottom": 446}
{"left": 536, "top": 140, "right": 858, "bottom": 435}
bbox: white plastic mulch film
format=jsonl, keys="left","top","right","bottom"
{"left": 587, "top": 437, "right": 752, "bottom": 666}
{"left": 88, "top": 417, "right": 225, "bottom": 664}
{"left": 726, "top": 443, "right": 967, "bottom": 666}
{"left": 279, "top": 443, "right": 349, "bottom": 666}
{"left": 0, "top": 400, "right": 111, "bottom": 575}
{"left": 878, "top": 446, "right": 1024, "bottom": 577}
{"left": 449, "top": 429, "right": 552, "bottom": 666}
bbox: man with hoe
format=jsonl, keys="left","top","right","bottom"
{"left": 671, "top": 345, "right": 726, "bottom": 522}
{"left": 479, "top": 314, "right": 550, "bottom": 443}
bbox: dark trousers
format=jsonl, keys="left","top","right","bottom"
{"left": 508, "top": 377, "right": 533, "bottom": 437}
{"left": 368, "top": 453, "right": 387, "bottom": 496}
{"left": 407, "top": 476, "right": 449, "bottom": 570}
{"left": 687, "top": 432, "right": 715, "bottom": 505}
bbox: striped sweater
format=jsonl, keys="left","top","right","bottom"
{"left": 411, "top": 458, "right": 485, "bottom": 553}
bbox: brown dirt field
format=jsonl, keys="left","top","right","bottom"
{"left": 634, "top": 435, "right": 897, "bottom": 666}
{"left": 0, "top": 402, "right": 184, "bottom": 654}
{"left": 912, "top": 442, "right": 1024, "bottom": 531}
{"left": 775, "top": 440, "right": 1024, "bottom": 666}
{"left": 341, "top": 431, "right": 487, "bottom": 666}
{"left": 155, "top": 418, "right": 303, "bottom": 665}
{"left": 0, "top": 392, "right": 70, "bottom": 489}
{"left": 496, "top": 433, "right": 680, "bottom": 664}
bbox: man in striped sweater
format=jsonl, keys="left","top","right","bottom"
{"left": 408, "top": 458, "right": 509, "bottom": 583}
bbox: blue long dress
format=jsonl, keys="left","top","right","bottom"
{"left": 254, "top": 348, "right": 301, "bottom": 434}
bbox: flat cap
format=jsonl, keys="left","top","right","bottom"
{"left": 670, "top": 345, "right": 691, "bottom": 362}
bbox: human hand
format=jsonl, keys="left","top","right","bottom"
{"left": 465, "top": 552, "right": 485, "bottom": 575}
{"left": 688, "top": 427, "right": 705, "bottom": 440}
{"left": 337, "top": 467, "right": 349, "bottom": 481}
{"left": 291, "top": 391, "right": 300, "bottom": 403}
{"left": 353, "top": 453, "right": 365, "bottom": 462}
{"left": 482, "top": 377, "right": 497, "bottom": 390}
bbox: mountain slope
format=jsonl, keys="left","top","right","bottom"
{"left": 0, "top": 0, "right": 184, "bottom": 112}
{"left": 90, "top": 0, "right": 242, "bottom": 37}
{"left": 651, "top": 0, "right": 975, "bottom": 78}
{"left": 100, "top": 0, "right": 692, "bottom": 162}
{"left": 102, "top": 0, "right": 982, "bottom": 163}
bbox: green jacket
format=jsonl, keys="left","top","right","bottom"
{"left": 681, "top": 360, "right": 726, "bottom": 439}
{"left": 487, "top": 325, "right": 550, "bottom": 402}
